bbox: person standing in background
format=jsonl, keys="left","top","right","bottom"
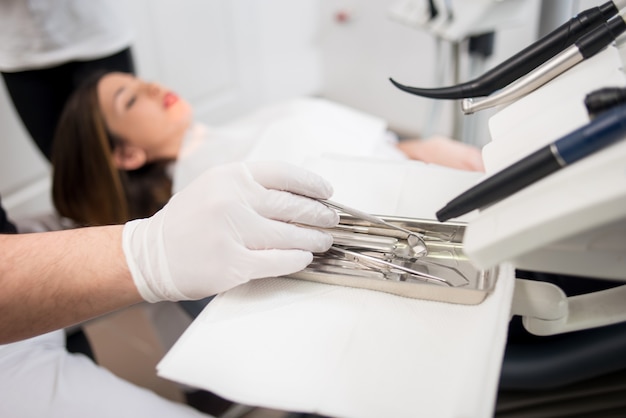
{"left": 0, "top": 0, "right": 137, "bottom": 360}
{"left": 0, "top": 0, "right": 135, "bottom": 160}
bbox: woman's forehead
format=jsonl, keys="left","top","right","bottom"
{"left": 97, "top": 73, "right": 136, "bottom": 117}
{"left": 99, "top": 73, "right": 136, "bottom": 99}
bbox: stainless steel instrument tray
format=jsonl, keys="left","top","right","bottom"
{"left": 288, "top": 215, "right": 498, "bottom": 305}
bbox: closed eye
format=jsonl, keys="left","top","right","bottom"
{"left": 125, "top": 96, "right": 137, "bottom": 109}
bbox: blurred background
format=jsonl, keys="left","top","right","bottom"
{"left": 0, "top": 0, "right": 598, "bottom": 222}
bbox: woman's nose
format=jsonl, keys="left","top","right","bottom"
{"left": 145, "top": 83, "right": 160, "bottom": 97}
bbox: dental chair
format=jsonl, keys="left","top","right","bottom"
{"left": 497, "top": 271, "right": 626, "bottom": 417}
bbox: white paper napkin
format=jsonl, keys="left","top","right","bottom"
{"left": 158, "top": 268, "right": 514, "bottom": 418}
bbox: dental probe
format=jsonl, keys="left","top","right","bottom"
{"left": 461, "top": 10, "right": 626, "bottom": 114}
{"left": 319, "top": 199, "right": 428, "bottom": 257}
{"left": 388, "top": 0, "right": 625, "bottom": 100}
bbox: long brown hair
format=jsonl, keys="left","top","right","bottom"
{"left": 52, "top": 71, "right": 173, "bottom": 226}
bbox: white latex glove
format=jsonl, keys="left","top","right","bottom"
{"left": 123, "top": 161, "right": 339, "bottom": 302}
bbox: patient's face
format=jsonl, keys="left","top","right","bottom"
{"left": 98, "top": 72, "right": 193, "bottom": 161}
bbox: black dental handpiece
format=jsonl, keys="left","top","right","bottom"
{"left": 389, "top": 0, "right": 624, "bottom": 100}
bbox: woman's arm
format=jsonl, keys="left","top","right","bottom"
{"left": 0, "top": 225, "right": 141, "bottom": 344}
{"left": 397, "top": 136, "right": 485, "bottom": 172}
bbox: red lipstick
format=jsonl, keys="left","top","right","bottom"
{"left": 163, "top": 92, "right": 179, "bottom": 108}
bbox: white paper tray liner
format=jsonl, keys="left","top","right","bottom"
{"left": 158, "top": 264, "right": 515, "bottom": 418}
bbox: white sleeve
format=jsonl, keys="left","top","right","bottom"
{"left": 0, "top": 330, "right": 210, "bottom": 418}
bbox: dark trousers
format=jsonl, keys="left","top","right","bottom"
{"left": 1, "top": 47, "right": 135, "bottom": 160}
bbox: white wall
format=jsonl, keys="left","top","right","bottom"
{"left": 317, "top": 0, "right": 543, "bottom": 144}
{"left": 125, "top": 0, "right": 322, "bottom": 125}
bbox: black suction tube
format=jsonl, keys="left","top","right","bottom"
{"left": 389, "top": 1, "right": 620, "bottom": 100}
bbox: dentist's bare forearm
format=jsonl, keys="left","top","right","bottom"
{"left": 0, "top": 225, "right": 142, "bottom": 344}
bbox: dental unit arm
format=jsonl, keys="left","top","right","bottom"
{"left": 461, "top": 8, "right": 626, "bottom": 114}
{"left": 389, "top": 0, "right": 626, "bottom": 100}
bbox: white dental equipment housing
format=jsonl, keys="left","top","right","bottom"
{"left": 389, "top": 0, "right": 532, "bottom": 42}
{"left": 464, "top": 42, "right": 626, "bottom": 336}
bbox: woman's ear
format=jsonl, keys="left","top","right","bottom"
{"left": 112, "top": 144, "right": 148, "bottom": 171}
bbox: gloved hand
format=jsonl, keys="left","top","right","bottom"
{"left": 123, "top": 161, "right": 339, "bottom": 302}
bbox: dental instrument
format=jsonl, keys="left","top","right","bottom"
{"left": 388, "top": 0, "right": 626, "bottom": 100}
{"left": 319, "top": 199, "right": 428, "bottom": 256}
{"left": 460, "top": 10, "right": 626, "bottom": 114}
{"left": 291, "top": 214, "right": 495, "bottom": 304}
{"left": 328, "top": 245, "right": 452, "bottom": 286}
{"left": 327, "top": 229, "right": 400, "bottom": 253}
{"left": 437, "top": 103, "right": 626, "bottom": 222}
